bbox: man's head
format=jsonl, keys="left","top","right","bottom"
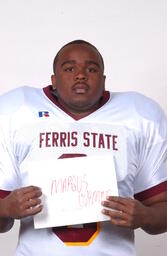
{"left": 51, "top": 40, "right": 106, "bottom": 116}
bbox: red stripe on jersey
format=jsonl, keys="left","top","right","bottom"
{"left": 58, "top": 153, "right": 86, "bottom": 159}
{"left": 43, "top": 86, "right": 110, "bottom": 120}
{"left": 0, "top": 190, "right": 11, "bottom": 199}
{"left": 134, "top": 181, "right": 167, "bottom": 201}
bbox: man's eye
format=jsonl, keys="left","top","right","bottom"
{"left": 64, "top": 67, "right": 74, "bottom": 72}
{"left": 87, "top": 67, "right": 97, "bottom": 73}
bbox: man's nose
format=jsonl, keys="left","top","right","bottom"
{"left": 74, "top": 70, "right": 87, "bottom": 81}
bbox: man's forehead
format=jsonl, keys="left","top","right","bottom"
{"left": 57, "top": 44, "right": 102, "bottom": 64}
{"left": 53, "top": 42, "right": 104, "bottom": 73}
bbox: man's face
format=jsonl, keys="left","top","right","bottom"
{"left": 51, "top": 43, "right": 105, "bottom": 115}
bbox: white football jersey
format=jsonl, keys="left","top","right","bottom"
{"left": 0, "top": 86, "right": 167, "bottom": 256}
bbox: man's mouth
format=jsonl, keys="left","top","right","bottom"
{"left": 72, "top": 83, "right": 89, "bottom": 94}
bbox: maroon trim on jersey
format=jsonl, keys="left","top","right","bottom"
{"left": 43, "top": 85, "right": 110, "bottom": 120}
{"left": 52, "top": 223, "right": 98, "bottom": 243}
{"left": 58, "top": 153, "right": 86, "bottom": 159}
{"left": 134, "top": 181, "right": 167, "bottom": 201}
{"left": 0, "top": 190, "right": 11, "bottom": 199}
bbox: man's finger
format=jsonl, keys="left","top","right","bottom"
{"left": 24, "top": 204, "right": 43, "bottom": 217}
{"left": 102, "top": 200, "right": 124, "bottom": 212}
{"left": 24, "top": 190, "right": 42, "bottom": 201}
{"left": 22, "top": 186, "right": 42, "bottom": 194}
{"left": 102, "top": 208, "right": 129, "bottom": 227}
{"left": 107, "top": 196, "right": 133, "bottom": 205}
{"left": 25, "top": 198, "right": 42, "bottom": 209}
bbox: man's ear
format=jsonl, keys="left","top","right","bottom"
{"left": 51, "top": 74, "right": 56, "bottom": 90}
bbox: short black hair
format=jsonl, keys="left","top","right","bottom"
{"left": 53, "top": 39, "right": 104, "bottom": 74}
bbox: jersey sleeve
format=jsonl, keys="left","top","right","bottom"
{"left": 0, "top": 115, "right": 21, "bottom": 191}
{"left": 134, "top": 103, "right": 167, "bottom": 199}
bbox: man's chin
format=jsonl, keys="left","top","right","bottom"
{"left": 70, "top": 101, "right": 96, "bottom": 114}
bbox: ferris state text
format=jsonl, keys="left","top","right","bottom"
{"left": 39, "top": 131, "right": 118, "bottom": 150}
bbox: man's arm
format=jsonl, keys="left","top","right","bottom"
{"left": 102, "top": 191, "right": 167, "bottom": 234}
{"left": 0, "top": 186, "right": 43, "bottom": 233}
{"left": 141, "top": 191, "right": 167, "bottom": 234}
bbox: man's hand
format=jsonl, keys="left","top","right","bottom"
{"left": 2, "top": 186, "right": 43, "bottom": 219}
{"left": 102, "top": 196, "right": 150, "bottom": 229}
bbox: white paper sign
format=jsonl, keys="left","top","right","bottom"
{"left": 28, "top": 155, "right": 118, "bottom": 229}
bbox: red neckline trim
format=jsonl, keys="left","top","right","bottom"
{"left": 43, "top": 85, "right": 110, "bottom": 121}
